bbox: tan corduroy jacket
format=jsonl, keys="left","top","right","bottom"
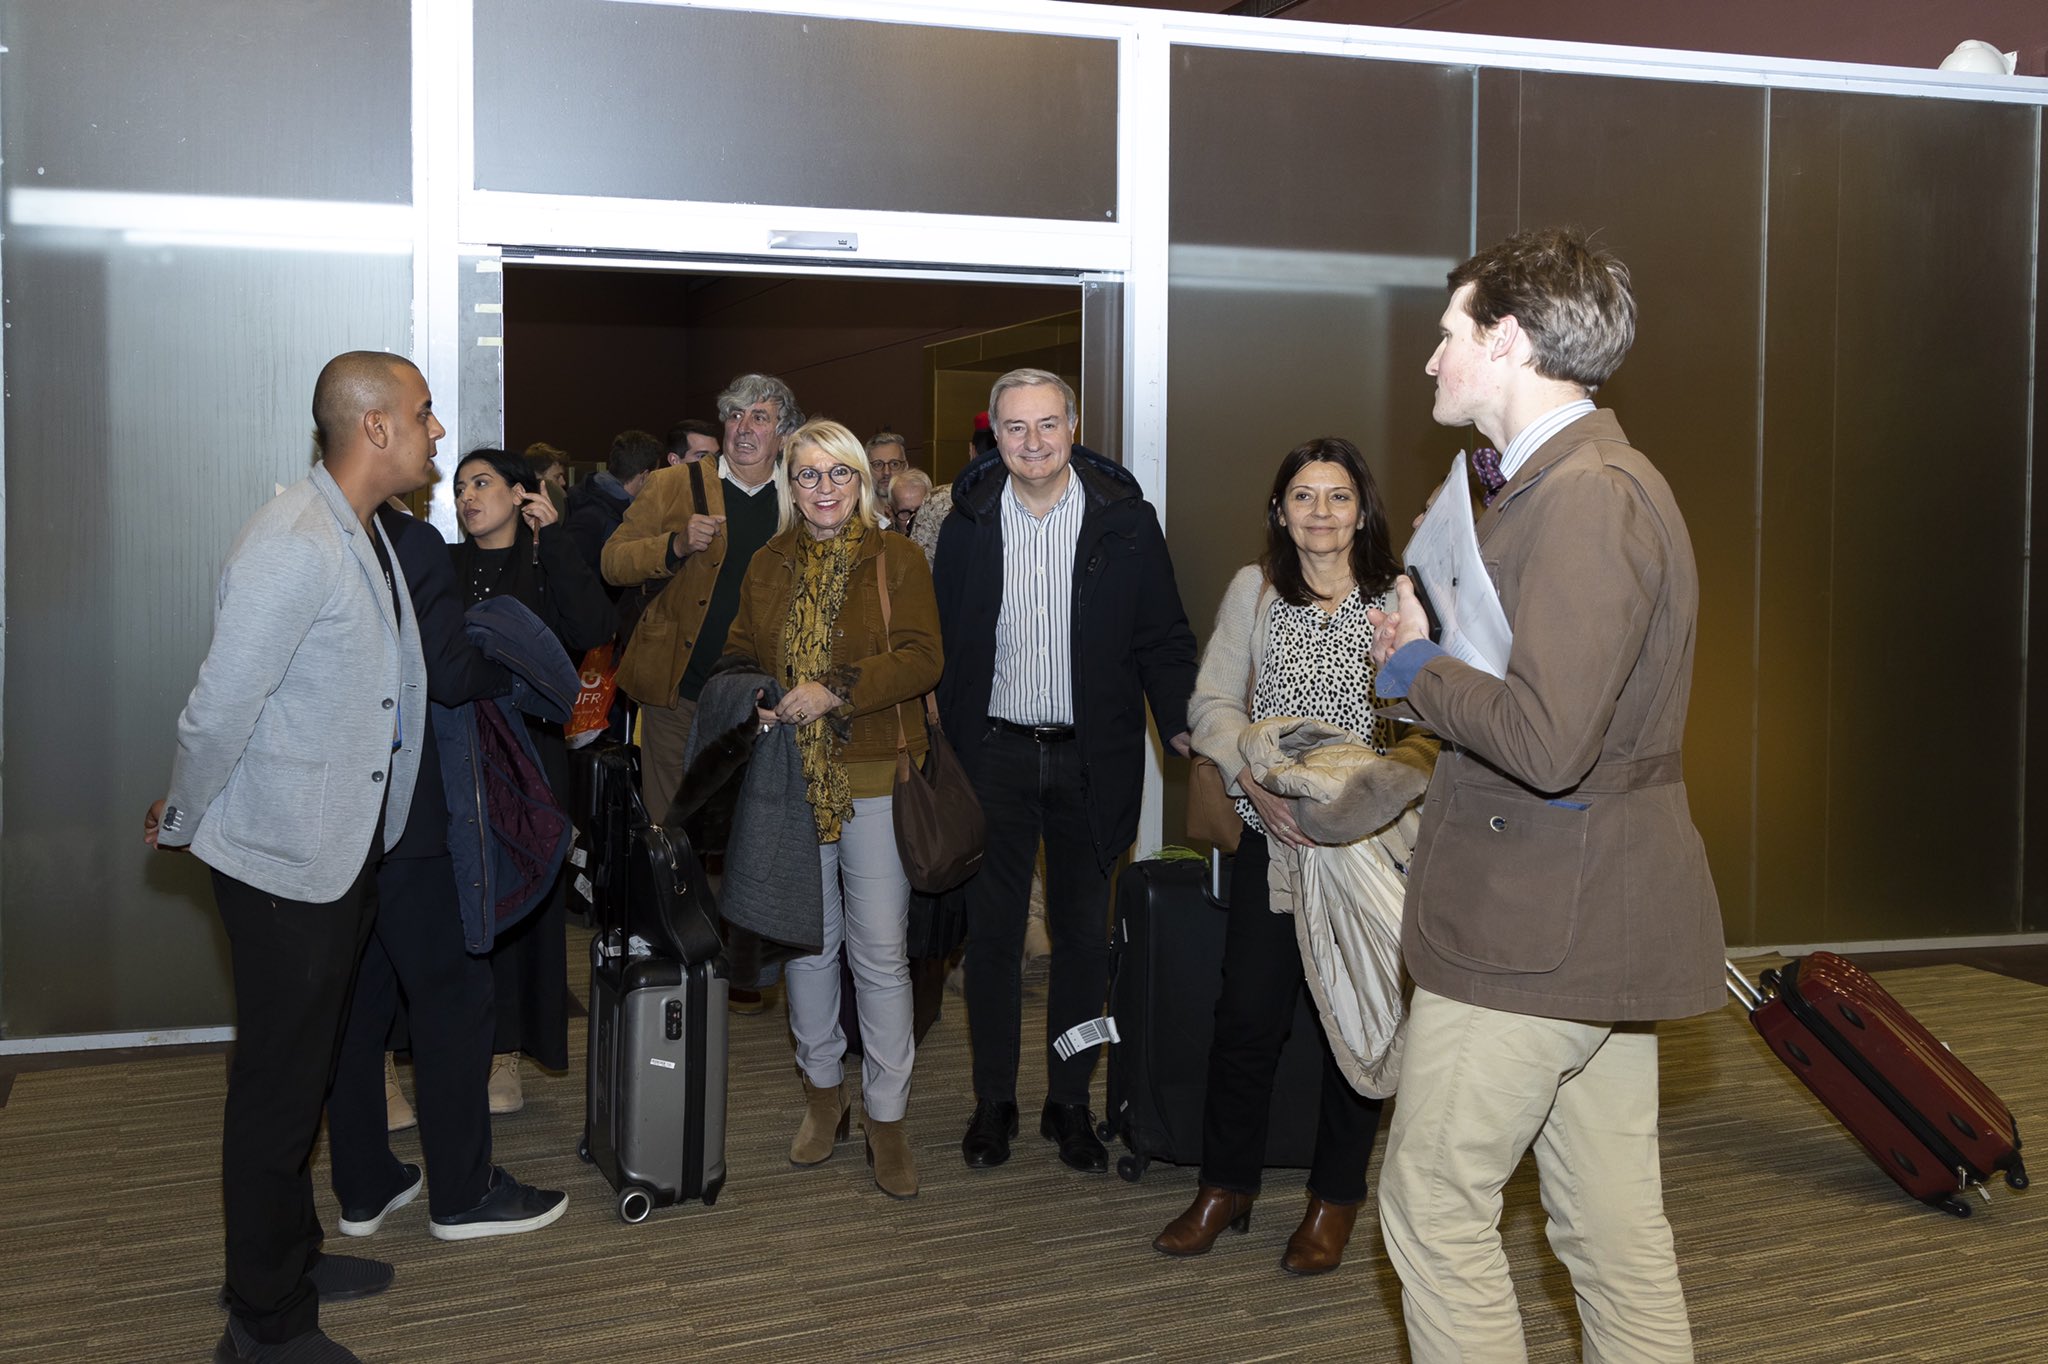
{"left": 724, "top": 523, "right": 942, "bottom": 768}
{"left": 602, "top": 461, "right": 733, "bottom": 707}
{"left": 1395, "top": 409, "right": 1725, "bottom": 1022}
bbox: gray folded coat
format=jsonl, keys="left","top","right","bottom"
{"left": 687, "top": 664, "right": 824, "bottom": 954}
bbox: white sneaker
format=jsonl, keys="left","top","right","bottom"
{"left": 337, "top": 1163, "right": 422, "bottom": 1237}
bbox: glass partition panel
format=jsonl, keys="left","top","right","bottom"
{"left": 474, "top": 0, "right": 1118, "bottom": 221}
{"left": 2, "top": 2, "right": 415, "bottom": 1038}
{"left": 1761, "top": 91, "right": 2036, "bottom": 941}
{"left": 1166, "top": 48, "right": 1472, "bottom": 846}
{"left": 1, "top": 0, "right": 410, "bottom": 201}
{"left": 1479, "top": 70, "right": 1767, "bottom": 937}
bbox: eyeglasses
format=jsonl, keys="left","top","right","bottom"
{"left": 871, "top": 456, "right": 908, "bottom": 474}
{"left": 792, "top": 463, "right": 859, "bottom": 489}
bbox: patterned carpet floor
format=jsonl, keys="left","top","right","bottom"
{"left": 1, "top": 944, "right": 2042, "bottom": 1363}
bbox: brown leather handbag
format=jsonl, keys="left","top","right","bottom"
{"left": 1187, "top": 755, "right": 1244, "bottom": 854}
{"left": 876, "top": 548, "right": 986, "bottom": 893}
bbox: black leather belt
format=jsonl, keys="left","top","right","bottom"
{"left": 988, "top": 716, "right": 1076, "bottom": 743}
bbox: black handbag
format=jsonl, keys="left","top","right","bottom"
{"left": 875, "top": 550, "right": 986, "bottom": 894}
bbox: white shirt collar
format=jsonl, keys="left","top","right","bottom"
{"left": 1001, "top": 463, "right": 1081, "bottom": 521}
{"left": 718, "top": 455, "right": 775, "bottom": 496}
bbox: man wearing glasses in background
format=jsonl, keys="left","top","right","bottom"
{"left": 866, "top": 431, "right": 910, "bottom": 502}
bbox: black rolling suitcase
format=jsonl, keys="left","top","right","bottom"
{"left": 1101, "top": 853, "right": 1324, "bottom": 1182}
{"left": 578, "top": 752, "right": 730, "bottom": 1223}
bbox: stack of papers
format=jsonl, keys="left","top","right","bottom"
{"left": 1398, "top": 451, "right": 1513, "bottom": 678}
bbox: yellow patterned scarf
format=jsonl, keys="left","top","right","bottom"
{"left": 781, "top": 519, "right": 865, "bottom": 842}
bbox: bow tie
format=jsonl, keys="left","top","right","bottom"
{"left": 1471, "top": 447, "right": 1506, "bottom": 506}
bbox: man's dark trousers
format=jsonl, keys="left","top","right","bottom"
{"left": 962, "top": 725, "right": 1113, "bottom": 1107}
{"left": 327, "top": 851, "right": 495, "bottom": 1219}
{"left": 213, "top": 852, "right": 379, "bottom": 1345}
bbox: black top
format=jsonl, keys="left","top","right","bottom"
{"left": 678, "top": 477, "right": 781, "bottom": 703}
{"left": 374, "top": 507, "right": 512, "bottom": 860}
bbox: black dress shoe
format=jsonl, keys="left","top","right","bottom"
{"left": 1040, "top": 1101, "right": 1108, "bottom": 1174}
{"left": 961, "top": 1098, "right": 1020, "bottom": 1169}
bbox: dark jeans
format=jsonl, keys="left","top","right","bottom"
{"left": 213, "top": 857, "right": 379, "bottom": 1345}
{"left": 1200, "top": 827, "right": 1384, "bottom": 1204}
{"left": 962, "top": 725, "right": 1113, "bottom": 1108}
{"left": 329, "top": 853, "right": 495, "bottom": 1218}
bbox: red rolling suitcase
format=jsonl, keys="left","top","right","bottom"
{"left": 1727, "top": 953, "right": 2028, "bottom": 1216}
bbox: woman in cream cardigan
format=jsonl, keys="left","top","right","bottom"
{"left": 1152, "top": 436, "right": 1400, "bottom": 1275}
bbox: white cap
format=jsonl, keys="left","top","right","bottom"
{"left": 1938, "top": 40, "right": 2017, "bottom": 75}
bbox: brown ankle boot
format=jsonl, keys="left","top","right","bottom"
{"left": 1152, "top": 1186, "right": 1255, "bottom": 1257}
{"left": 1280, "top": 1195, "right": 1360, "bottom": 1276}
{"left": 863, "top": 1116, "right": 919, "bottom": 1199}
{"left": 789, "top": 1077, "right": 849, "bottom": 1166}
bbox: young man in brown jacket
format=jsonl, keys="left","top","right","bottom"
{"left": 602, "top": 374, "right": 802, "bottom": 817}
{"left": 1370, "top": 229, "right": 1723, "bottom": 1363}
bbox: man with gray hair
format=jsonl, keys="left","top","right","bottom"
{"left": 934, "top": 367, "right": 1198, "bottom": 1176}
{"left": 604, "top": 373, "right": 801, "bottom": 820}
{"left": 866, "top": 430, "right": 910, "bottom": 501}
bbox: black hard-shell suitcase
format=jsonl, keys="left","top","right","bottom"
{"left": 1101, "top": 853, "right": 1324, "bottom": 1182}
{"left": 577, "top": 750, "right": 730, "bottom": 1222}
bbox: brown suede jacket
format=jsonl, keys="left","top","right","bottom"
{"left": 601, "top": 460, "right": 732, "bottom": 707}
{"left": 723, "top": 522, "right": 941, "bottom": 766}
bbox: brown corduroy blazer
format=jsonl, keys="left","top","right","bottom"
{"left": 1397, "top": 409, "right": 1724, "bottom": 1022}
{"left": 601, "top": 461, "right": 733, "bottom": 708}
{"left": 723, "top": 523, "right": 941, "bottom": 767}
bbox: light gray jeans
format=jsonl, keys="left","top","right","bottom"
{"left": 787, "top": 795, "right": 915, "bottom": 1121}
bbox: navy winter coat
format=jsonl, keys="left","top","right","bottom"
{"left": 435, "top": 597, "right": 582, "bottom": 952}
{"left": 933, "top": 446, "right": 1198, "bottom": 870}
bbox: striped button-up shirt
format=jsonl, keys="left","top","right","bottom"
{"left": 989, "top": 468, "right": 1084, "bottom": 725}
{"left": 1496, "top": 397, "right": 1596, "bottom": 484}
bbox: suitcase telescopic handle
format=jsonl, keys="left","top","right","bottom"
{"left": 1724, "top": 960, "right": 1765, "bottom": 1011}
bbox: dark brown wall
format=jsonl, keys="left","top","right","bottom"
{"left": 504, "top": 269, "right": 1074, "bottom": 478}
{"left": 503, "top": 268, "right": 694, "bottom": 468}
{"left": 1092, "top": 0, "right": 2048, "bottom": 75}
{"left": 1321, "top": 0, "right": 2048, "bottom": 74}
{"left": 680, "top": 275, "right": 1076, "bottom": 471}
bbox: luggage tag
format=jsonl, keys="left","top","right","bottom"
{"left": 1052, "top": 1016, "right": 1121, "bottom": 1061}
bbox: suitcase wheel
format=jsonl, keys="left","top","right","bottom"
{"left": 1116, "top": 1153, "right": 1148, "bottom": 1183}
{"left": 1095, "top": 1119, "right": 1113, "bottom": 1143}
{"left": 702, "top": 1174, "right": 725, "bottom": 1207}
{"left": 2006, "top": 1167, "right": 2029, "bottom": 1191}
{"left": 618, "top": 1187, "right": 656, "bottom": 1224}
{"left": 576, "top": 1131, "right": 594, "bottom": 1164}
{"left": 1934, "top": 1194, "right": 1973, "bottom": 1219}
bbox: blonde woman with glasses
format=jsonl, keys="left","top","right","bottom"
{"left": 721, "top": 418, "right": 942, "bottom": 1198}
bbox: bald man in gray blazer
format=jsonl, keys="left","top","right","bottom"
{"left": 148, "top": 351, "right": 439, "bottom": 1364}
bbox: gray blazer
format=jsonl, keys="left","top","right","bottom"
{"left": 159, "top": 464, "right": 426, "bottom": 902}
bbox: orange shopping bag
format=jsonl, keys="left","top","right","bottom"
{"left": 565, "top": 643, "right": 619, "bottom": 748}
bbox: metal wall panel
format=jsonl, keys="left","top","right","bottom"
{"left": 2030, "top": 124, "right": 2048, "bottom": 935}
{"left": 1166, "top": 48, "right": 1473, "bottom": 654}
{"left": 1479, "top": 71, "right": 1767, "bottom": 937}
{"left": 1, "top": 0, "right": 411, "bottom": 202}
{"left": 1, "top": 2, "right": 415, "bottom": 1038}
{"left": 473, "top": 0, "right": 1118, "bottom": 222}
{"left": 1763, "top": 91, "right": 2037, "bottom": 940}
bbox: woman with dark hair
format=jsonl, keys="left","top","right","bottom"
{"left": 448, "top": 447, "right": 615, "bottom": 1111}
{"left": 1151, "top": 436, "right": 1401, "bottom": 1275}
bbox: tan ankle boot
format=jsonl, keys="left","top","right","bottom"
{"left": 863, "top": 1116, "right": 919, "bottom": 1199}
{"left": 487, "top": 1052, "right": 524, "bottom": 1115}
{"left": 385, "top": 1054, "right": 416, "bottom": 1133}
{"left": 790, "top": 1077, "right": 849, "bottom": 1166}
